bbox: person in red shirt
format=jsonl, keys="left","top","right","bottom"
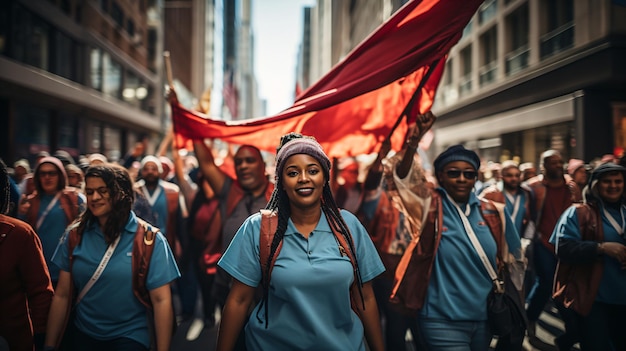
{"left": 0, "top": 159, "right": 53, "bottom": 351}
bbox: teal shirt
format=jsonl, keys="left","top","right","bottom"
{"left": 550, "top": 204, "right": 626, "bottom": 305}
{"left": 36, "top": 193, "right": 85, "bottom": 282}
{"left": 218, "top": 209, "right": 385, "bottom": 351}
{"left": 52, "top": 211, "right": 180, "bottom": 347}
{"left": 421, "top": 189, "right": 520, "bottom": 321}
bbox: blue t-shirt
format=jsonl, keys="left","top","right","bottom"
{"left": 550, "top": 204, "right": 626, "bottom": 305}
{"left": 37, "top": 193, "right": 85, "bottom": 282}
{"left": 421, "top": 189, "right": 520, "bottom": 321}
{"left": 52, "top": 211, "right": 181, "bottom": 347}
{"left": 218, "top": 209, "right": 385, "bottom": 351}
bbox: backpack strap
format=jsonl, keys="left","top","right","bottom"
{"left": 133, "top": 218, "right": 158, "bottom": 309}
{"left": 59, "top": 188, "right": 80, "bottom": 225}
{"left": 259, "top": 210, "right": 282, "bottom": 289}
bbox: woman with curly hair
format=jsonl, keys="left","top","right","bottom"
{"left": 43, "top": 165, "right": 180, "bottom": 351}
{"left": 216, "top": 134, "right": 385, "bottom": 351}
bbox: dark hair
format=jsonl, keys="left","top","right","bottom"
{"left": 0, "top": 159, "right": 9, "bottom": 214}
{"left": 257, "top": 134, "right": 365, "bottom": 328}
{"left": 75, "top": 165, "right": 134, "bottom": 244}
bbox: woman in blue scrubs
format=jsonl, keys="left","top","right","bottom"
{"left": 217, "top": 134, "right": 385, "bottom": 351}
{"left": 44, "top": 165, "right": 180, "bottom": 351}
{"left": 550, "top": 163, "right": 626, "bottom": 350}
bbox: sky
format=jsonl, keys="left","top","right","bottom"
{"left": 252, "top": 0, "right": 315, "bottom": 116}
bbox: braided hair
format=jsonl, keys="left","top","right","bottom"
{"left": 75, "top": 165, "right": 135, "bottom": 245}
{"left": 258, "top": 133, "right": 365, "bottom": 328}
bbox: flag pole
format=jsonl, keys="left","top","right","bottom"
{"left": 164, "top": 51, "right": 174, "bottom": 88}
{"left": 385, "top": 58, "right": 442, "bottom": 141}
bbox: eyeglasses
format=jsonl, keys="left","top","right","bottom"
{"left": 445, "top": 169, "right": 478, "bottom": 179}
{"left": 85, "top": 187, "right": 110, "bottom": 197}
{"left": 39, "top": 171, "right": 59, "bottom": 178}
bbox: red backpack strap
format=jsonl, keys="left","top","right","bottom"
{"left": 259, "top": 210, "right": 282, "bottom": 288}
{"left": 133, "top": 218, "right": 158, "bottom": 309}
{"left": 60, "top": 189, "right": 80, "bottom": 225}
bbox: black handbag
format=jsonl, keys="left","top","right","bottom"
{"left": 487, "top": 280, "right": 514, "bottom": 336}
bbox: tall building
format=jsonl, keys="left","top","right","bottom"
{"left": 0, "top": 0, "right": 166, "bottom": 164}
{"left": 433, "top": 0, "right": 626, "bottom": 164}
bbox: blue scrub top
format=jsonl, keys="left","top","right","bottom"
{"left": 37, "top": 193, "right": 85, "bottom": 282}
{"left": 218, "top": 209, "right": 385, "bottom": 351}
{"left": 421, "top": 189, "right": 520, "bottom": 321}
{"left": 550, "top": 204, "right": 626, "bottom": 305}
{"left": 53, "top": 211, "right": 180, "bottom": 347}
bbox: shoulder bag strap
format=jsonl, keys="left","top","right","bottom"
{"left": 75, "top": 235, "right": 122, "bottom": 304}
{"left": 446, "top": 193, "right": 503, "bottom": 293}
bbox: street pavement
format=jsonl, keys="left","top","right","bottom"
{"left": 170, "top": 302, "right": 579, "bottom": 351}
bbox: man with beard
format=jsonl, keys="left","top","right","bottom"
{"left": 193, "top": 140, "right": 273, "bottom": 347}
{"left": 480, "top": 161, "right": 531, "bottom": 238}
{"left": 135, "top": 156, "right": 183, "bottom": 256}
{"left": 524, "top": 150, "right": 582, "bottom": 350}
{"left": 479, "top": 160, "right": 532, "bottom": 350}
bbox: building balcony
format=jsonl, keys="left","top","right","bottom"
{"left": 540, "top": 22, "right": 574, "bottom": 59}
{"left": 479, "top": 61, "right": 496, "bottom": 86}
{"left": 505, "top": 45, "right": 529, "bottom": 75}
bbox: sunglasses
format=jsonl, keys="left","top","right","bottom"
{"left": 39, "top": 171, "right": 59, "bottom": 178}
{"left": 445, "top": 169, "right": 478, "bottom": 179}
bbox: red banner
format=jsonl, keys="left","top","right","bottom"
{"left": 172, "top": 0, "right": 483, "bottom": 158}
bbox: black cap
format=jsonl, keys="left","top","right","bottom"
{"left": 588, "top": 163, "right": 626, "bottom": 186}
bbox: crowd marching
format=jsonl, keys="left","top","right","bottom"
{"left": 1, "top": 110, "right": 625, "bottom": 351}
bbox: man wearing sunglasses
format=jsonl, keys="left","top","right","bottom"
{"left": 17, "top": 156, "right": 85, "bottom": 287}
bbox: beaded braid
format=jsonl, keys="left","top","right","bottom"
{"left": 257, "top": 188, "right": 291, "bottom": 327}
{"left": 320, "top": 186, "right": 365, "bottom": 308}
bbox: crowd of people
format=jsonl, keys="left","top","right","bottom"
{"left": 1, "top": 110, "right": 625, "bottom": 351}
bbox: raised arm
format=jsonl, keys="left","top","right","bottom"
{"left": 193, "top": 140, "right": 228, "bottom": 195}
{"left": 396, "top": 111, "right": 435, "bottom": 179}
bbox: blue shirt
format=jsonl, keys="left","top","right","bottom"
{"left": 37, "top": 193, "right": 85, "bottom": 282}
{"left": 421, "top": 189, "right": 520, "bottom": 321}
{"left": 550, "top": 204, "right": 626, "bottom": 305}
{"left": 218, "top": 209, "right": 385, "bottom": 351}
{"left": 52, "top": 211, "right": 181, "bottom": 347}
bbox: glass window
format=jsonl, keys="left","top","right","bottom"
{"left": 540, "top": 0, "right": 574, "bottom": 58}
{"left": 479, "top": 27, "right": 497, "bottom": 86}
{"left": 90, "top": 48, "right": 103, "bottom": 90}
{"left": 122, "top": 71, "right": 141, "bottom": 107}
{"left": 478, "top": 0, "right": 497, "bottom": 24}
{"left": 103, "top": 53, "right": 121, "bottom": 98}
{"left": 111, "top": 2, "right": 124, "bottom": 28}
{"left": 15, "top": 103, "right": 50, "bottom": 150}
{"left": 505, "top": 4, "right": 529, "bottom": 75}
{"left": 459, "top": 46, "right": 472, "bottom": 95}
{"left": 57, "top": 113, "right": 80, "bottom": 154}
{"left": 52, "top": 31, "right": 74, "bottom": 80}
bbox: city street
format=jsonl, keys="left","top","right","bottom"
{"left": 171, "top": 302, "right": 578, "bottom": 351}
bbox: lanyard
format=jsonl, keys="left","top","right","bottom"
{"left": 141, "top": 184, "right": 162, "bottom": 207}
{"left": 36, "top": 193, "right": 62, "bottom": 230}
{"left": 504, "top": 191, "right": 521, "bottom": 224}
{"left": 602, "top": 204, "right": 626, "bottom": 237}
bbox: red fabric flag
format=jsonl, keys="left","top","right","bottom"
{"left": 172, "top": 0, "right": 482, "bottom": 158}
